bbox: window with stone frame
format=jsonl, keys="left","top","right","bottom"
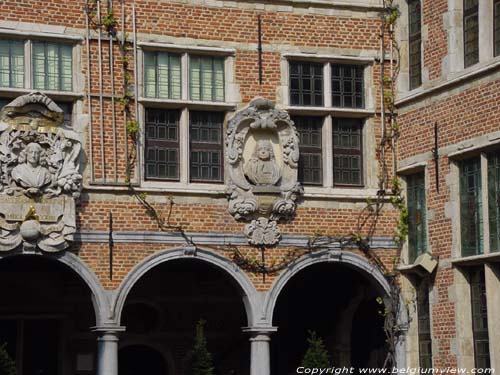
{"left": 189, "top": 111, "right": 224, "bottom": 182}
{"left": 189, "top": 55, "right": 225, "bottom": 102}
{"left": 463, "top": 0, "right": 479, "bottom": 68}
{"left": 460, "top": 158, "right": 484, "bottom": 256}
{"left": 331, "top": 64, "right": 364, "bottom": 109}
{"left": 333, "top": 118, "right": 363, "bottom": 186}
{"left": 469, "top": 267, "right": 490, "bottom": 369}
{"left": 289, "top": 61, "right": 324, "bottom": 107}
{"left": 0, "top": 39, "right": 24, "bottom": 89}
{"left": 495, "top": 0, "right": 500, "bottom": 57}
{"left": 407, "top": 172, "right": 427, "bottom": 263}
{"left": 143, "top": 50, "right": 181, "bottom": 99}
{"left": 417, "top": 279, "right": 433, "bottom": 370}
{"left": 144, "top": 108, "right": 180, "bottom": 181}
{"left": 32, "top": 41, "right": 72, "bottom": 92}
{"left": 488, "top": 151, "right": 500, "bottom": 252}
{"left": 293, "top": 116, "right": 323, "bottom": 186}
{"left": 408, "top": 0, "right": 422, "bottom": 90}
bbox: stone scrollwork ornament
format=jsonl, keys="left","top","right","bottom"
{"left": 0, "top": 92, "right": 83, "bottom": 252}
{"left": 226, "top": 98, "right": 303, "bottom": 246}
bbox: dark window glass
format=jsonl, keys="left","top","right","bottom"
{"left": 460, "top": 158, "right": 483, "bottom": 256}
{"left": 145, "top": 109, "right": 180, "bottom": 180}
{"left": 408, "top": 173, "right": 427, "bottom": 262}
{"left": 331, "top": 65, "right": 364, "bottom": 108}
{"left": 333, "top": 118, "right": 363, "bottom": 186}
{"left": 488, "top": 152, "right": 500, "bottom": 252}
{"left": 409, "top": 0, "right": 422, "bottom": 89}
{"left": 190, "top": 111, "right": 223, "bottom": 182}
{"left": 464, "top": 0, "right": 479, "bottom": 67}
{"left": 469, "top": 268, "right": 490, "bottom": 369}
{"left": 495, "top": 0, "right": 500, "bottom": 57}
{"left": 293, "top": 116, "right": 323, "bottom": 185}
{"left": 417, "top": 280, "right": 432, "bottom": 370}
{"left": 289, "top": 61, "right": 323, "bottom": 106}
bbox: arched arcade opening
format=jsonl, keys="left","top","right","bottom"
{"left": 0, "top": 255, "right": 99, "bottom": 375}
{"left": 270, "top": 262, "right": 388, "bottom": 373}
{"left": 117, "top": 257, "right": 252, "bottom": 375}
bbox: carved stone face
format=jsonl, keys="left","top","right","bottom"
{"left": 26, "top": 143, "right": 42, "bottom": 166}
{"left": 256, "top": 141, "right": 273, "bottom": 161}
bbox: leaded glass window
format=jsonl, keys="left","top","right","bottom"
{"left": 189, "top": 111, "right": 223, "bottom": 182}
{"left": 408, "top": 0, "right": 422, "bottom": 90}
{"left": 407, "top": 173, "right": 427, "bottom": 263}
{"left": 333, "top": 118, "right": 363, "bottom": 186}
{"left": 417, "top": 280, "right": 432, "bottom": 370}
{"left": 294, "top": 116, "right": 323, "bottom": 185}
{"left": 470, "top": 268, "right": 490, "bottom": 370}
{"left": 495, "top": 0, "right": 500, "bottom": 57}
{"left": 460, "top": 158, "right": 483, "bottom": 256}
{"left": 0, "top": 39, "right": 24, "bottom": 89}
{"left": 289, "top": 62, "right": 323, "bottom": 107}
{"left": 488, "top": 152, "right": 500, "bottom": 252}
{"left": 32, "top": 42, "right": 72, "bottom": 91}
{"left": 189, "top": 56, "right": 224, "bottom": 102}
{"left": 331, "top": 65, "right": 364, "bottom": 108}
{"left": 145, "top": 109, "right": 180, "bottom": 180}
{"left": 464, "top": 0, "right": 479, "bottom": 68}
{"left": 144, "top": 51, "right": 181, "bottom": 99}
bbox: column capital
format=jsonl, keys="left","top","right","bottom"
{"left": 242, "top": 326, "right": 277, "bottom": 340}
{"left": 91, "top": 325, "right": 126, "bottom": 336}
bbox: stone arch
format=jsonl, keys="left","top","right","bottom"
{"left": 0, "top": 250, "right": 109, "bottom": 326}
{"left": 263, "top": 249, "right": 392, "bottom": 325}
{"left": 112, "top": 246, "right": 260, "bottom": 327}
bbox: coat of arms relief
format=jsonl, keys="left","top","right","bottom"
{"left": 0, "top": 92, "right": 82, "bottom": 252}
{"left": 226, "top": 98, "right": 303, "bottom": 245}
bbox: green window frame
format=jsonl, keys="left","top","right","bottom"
{"left": 0, "top": 39, "right": 24, "bottom": 89}
{"left": 143, "top": 51, "right": 181, "bottom": 99}
{"left": 417, "top": 280, "right": 432, "bottom": 370}
{"left": 469, "top": 268, "right": 490, "bottom": 369}
{"left": 189, "top": 55, "right": 224, "bottom": 102}
{"left": 463, "top": 0, "right": 479, "bottom": 68}
{"left": 32, "top": 42, "right": 72, "bottom": 91}
{"left": 460, "top": 158, "right": 483, "bottom": 256}
{"left": 408, "top": 0, "right": 422, "bottom": 90}
{"left": 407, "top": 173, "right": 427, "bottom": 263}
{"left": 488, "top": 152, "right": 500, "bottom": 252}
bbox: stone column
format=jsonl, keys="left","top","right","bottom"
{"left": 244, "top": 327, "right": 277, "bottom": 375}
{"left": 93, "top": 326, "right": 125, "bottom": 375}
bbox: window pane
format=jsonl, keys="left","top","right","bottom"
{"left": 189, "top": 111, "right": 224, "bottom": 182}
{"left": 469, "top": 268, "right": 490, "bottom": 370}
{"left": 464, "top": 0, "right": 479, "bottom": 67}
{"left": 488, "top": 152, "right": 500, "bottom": 252}
{"left": 289, "top": 61, "right": 323, "bottom": 106}
{"left": 460, "top": 158, "right": 483, "bottom": 256}
{"left": 293, "top": 116, "right": 323, "bottom": 186}
{"left": 407, "top": 173, "right": 427, "bottom": 262}
{"left": 0, "top": 40, "right": 24, "bottom": 89}
{"left": 333, "top": 118, "right": 363, "bottom": 186}
{"left": 190, "top": 56, "right": 225, "bottom": 102}
{"left": 409, "top": 0, "right": 422, "bottom": 91}
{"left": 331, "top": 64, "right": 364, "bottom": 108}
{"left": 32, "top": 42, "right": 72, "bottom": 91}
{"left": 144, "top": 109, "right": 180, "bottom": 180}
{"left": 417, "top": 280, "right": 432, "bottom": 370}
{"left": 144, "top": 51, "right": 181, "bottom": 99}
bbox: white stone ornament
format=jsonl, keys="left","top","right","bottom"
{"left": 226, "top": 98, "right": 303, "bottom": 245}
{"left": 0, "top": 92, "right": 83, "bottom": 252}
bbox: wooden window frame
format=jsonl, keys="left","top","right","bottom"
{"left": 293, "top": 116, "right": 323, "bottom": 186}
{"left": 332, "top": 118, "right": 364, "bottom": 187}
{"left": 289, "top": 61, "right": 324, "bottom": 107}
{"left": 331, "top": 64, "right": 364, "bottom": 109}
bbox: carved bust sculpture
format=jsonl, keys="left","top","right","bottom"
{"left": 11, "top": 142, "right": 52, "bottom": 193}
{"left": 244, "top": 140, "right": 281, "bottom": 186}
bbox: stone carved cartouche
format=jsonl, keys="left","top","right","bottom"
{"left": 0, "top": 92, "right": 83, "bottom": 252}
{"left": 226, "top": 98, "right": 303, "bottom": 245}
